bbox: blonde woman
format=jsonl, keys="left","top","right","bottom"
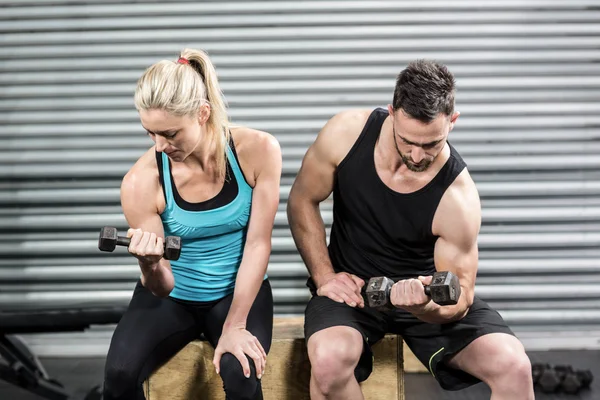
{"left": 103, "top": 49, "right": 281, "bottom": 400}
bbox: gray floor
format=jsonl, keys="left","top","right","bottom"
{"left": 0, "top": 350, "right": 598, "bottom": 400}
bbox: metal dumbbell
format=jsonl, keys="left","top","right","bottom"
{"left": 532, "top": 363, "right": 550, "bottom": 385}
{"left": 98, "top": 226, "right": 181, "bottom": 261}
{"left": 561, "top": 369, "right": 593, "bottom": 394}
{"left": 364, "top": 271, "right": 461, "bottom": 308}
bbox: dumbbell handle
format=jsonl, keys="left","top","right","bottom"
{"left": 384, "top": 283, "right": 432, "bottom": 296}
{"left": 116, "top": 236, "right": 131, "bottom": 247}
{"left": 115, "top": 235, "right": 174, "bottom": 253}
{"left": 424, "top": 286, "right": 432, "bottom": 296}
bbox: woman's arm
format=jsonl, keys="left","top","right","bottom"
{"left": 223, "top": 130, "right": 282, "bottom": 330}
{"left": 120, "top": 150, "right": 175, "bottom": 297}
{"left": 212, "top": 129, "right": 281, "bottom": 379}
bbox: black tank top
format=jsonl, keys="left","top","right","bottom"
{"left": 155, "top": 138, "right": 243, "bottom": 211}
{"left": 327, "top": 108, "right": 467, "bottom": 281}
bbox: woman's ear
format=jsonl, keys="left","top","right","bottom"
{"left": 198, "top": 103, "right": 211, "bottom": 125}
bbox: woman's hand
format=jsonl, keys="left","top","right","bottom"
{"left": 126, "top": 228, "right": 164, "bottom": 266}
{"left": 213, "top": 326, "right": 267, "bottom": 379}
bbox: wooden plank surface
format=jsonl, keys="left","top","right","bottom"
{"left": 145, "top": 318, "right": 407, "bottom": 399}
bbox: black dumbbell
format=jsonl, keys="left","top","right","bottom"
{"left": 561, "top": 369, "right": 594, "bottom": 394}
{"left": 364, "top": 271, "right": 462, "bottom": 308}
{"left": 538, "top": 364, "right": 572, "bottom": 393}
{"left": 98, "top": 226, "right": 181, "bottom": 261}
{"left": 532, "top": 363, "right": 550, "bottom": 385}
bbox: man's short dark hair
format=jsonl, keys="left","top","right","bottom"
{"left": 392, "top": 60, "right": 456, "bottom": 123}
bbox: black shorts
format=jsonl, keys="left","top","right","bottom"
{"left": 304, "top": 279, "right": 514, "bottom": 391}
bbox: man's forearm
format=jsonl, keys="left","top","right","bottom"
{"left": 287, "top": 200, "right": 335, "bottom": 285}
{"left": 140, "top": 259, "right": 174, "bottom": 297}
{"left": 411, "top": 291, "right": 472, "bottom": 324}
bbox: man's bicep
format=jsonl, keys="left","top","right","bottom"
{"left": 433, "top": 236, "right": 478, "bottom": 304}
{"left": 291, "top": 144, "right": 337, "bottom": 203}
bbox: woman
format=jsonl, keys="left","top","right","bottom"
{"left": 103, "top": 48, "right": 281, "bottom": 400}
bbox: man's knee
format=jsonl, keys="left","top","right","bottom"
{"left": 483, "top": 339, "right": 532, "bottom": 388}
{"left": 494, "top": 349, "right": 532, "bottom": 384}
{"left": 219, "top": 353, "right": 261, "bottom": 400}
{"left": 308, "top": 327, "right": 363, "bottom": 394}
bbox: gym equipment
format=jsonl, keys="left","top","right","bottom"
{"left": 98, "top": 226, "right": 182, "bottom": 261}
{"left": 534, "top": 363, "right": 594, "bottom": 394}
{"left": 538, "top": 364, "right": 569, "bottom": 393}
{"left": 531, "top": 362, "right": 550, "bottom": 384}
{"left": 364, "top": 271, "right": 461, "bottom": 308}
{"left": 562, "top": 369, "right": 593, "bottom": 394}
{"left": 0, "top": 307, "right": 125, "bottom": 399}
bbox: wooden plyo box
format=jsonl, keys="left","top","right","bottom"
{"left": 144, "top": 317, "right": 408, "bottom": 400}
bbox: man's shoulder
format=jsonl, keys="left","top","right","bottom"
{"left": 325, "top": 109, "right": 374, "bottom": 137}
{"left": 315, "top": 108, "right": 377, "bottom": 165}
{"left": 434, "top": 169, "right": 481, "bottom": 244}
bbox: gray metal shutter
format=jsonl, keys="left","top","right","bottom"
{"left": 1, "top": 0, "right": 599, "bottom": 355}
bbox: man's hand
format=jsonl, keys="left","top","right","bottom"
{"left": 390, "top": 276, "right": 433, "bottom": 314}
{"left": 316, "top": 272, "right": 365, "bottom": 308}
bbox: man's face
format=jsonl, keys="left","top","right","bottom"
{"left": 388, "top": 106, "right": 459, "bottom": 172}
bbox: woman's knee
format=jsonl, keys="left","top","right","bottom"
{"left": 219, "top": 353, "right": 261, "bottom": 400}
{"left": 308, "top": 327, "right": 363, "bottom": 393}
{"left": 103, "top": 360, "right": 138, "bottom": 398}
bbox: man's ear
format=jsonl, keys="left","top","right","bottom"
{"left": 198, "top": 103, "right": 211, "bottom": 125}
{"left": 387, "top": 104, "right": 395, "bottom": 118}
{"left": 449, "top": 111, "right": 460, "bottom": 131}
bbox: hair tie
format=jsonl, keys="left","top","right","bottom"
{"left": 177, "top": 57, "right": 190, "bottom": 65}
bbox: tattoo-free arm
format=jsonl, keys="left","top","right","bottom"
{"left": 120, "top": 161, "right": 175, "bottom": 297}
{"left": 412, "top": 172, "right": 480, "bottom": 323}
{"left": 223, "top": 135, "right": 282, "bottom": 330}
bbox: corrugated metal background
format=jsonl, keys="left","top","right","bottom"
{"left": 2, "top": 0, "right": 600, "bottom": 355}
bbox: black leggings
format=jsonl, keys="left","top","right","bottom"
{"left": 103, "top": 279, "right": 273, "bottom": 400}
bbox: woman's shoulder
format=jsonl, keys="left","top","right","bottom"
{"left": 229, "top": 126, "right": 282, "bottom": 185}
{"left": 122, "top": 147, "right": 161, "bottom": 197}
{"left": 230, "top": 125, "right": 280, "bottom": 153}
{"left": 230, "top": 126, "right": 281, "bottom": 165}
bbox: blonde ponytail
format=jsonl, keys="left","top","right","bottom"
{"left": 134, "top": 48, "right": 230, "bottom": 179}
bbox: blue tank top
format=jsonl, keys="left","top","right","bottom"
{"left": 156, "top": 141, "right": 255, "bottom": 302}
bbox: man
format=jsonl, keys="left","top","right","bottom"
{"left": 287, "top": 60, "right": 533, "bottom": 400}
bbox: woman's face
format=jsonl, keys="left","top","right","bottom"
{"left": 139, "top": 109, "right": 203, "bottom": 162}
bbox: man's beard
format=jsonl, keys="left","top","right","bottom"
{"left": 399, "top": 153, "right": 433, "bottom": 172}
{"left": 392, "top": 128, "right": 434, "bottom": 172}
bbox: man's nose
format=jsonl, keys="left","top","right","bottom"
{"left": 411, "top": 147, "right": 425, "bottom": 163}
